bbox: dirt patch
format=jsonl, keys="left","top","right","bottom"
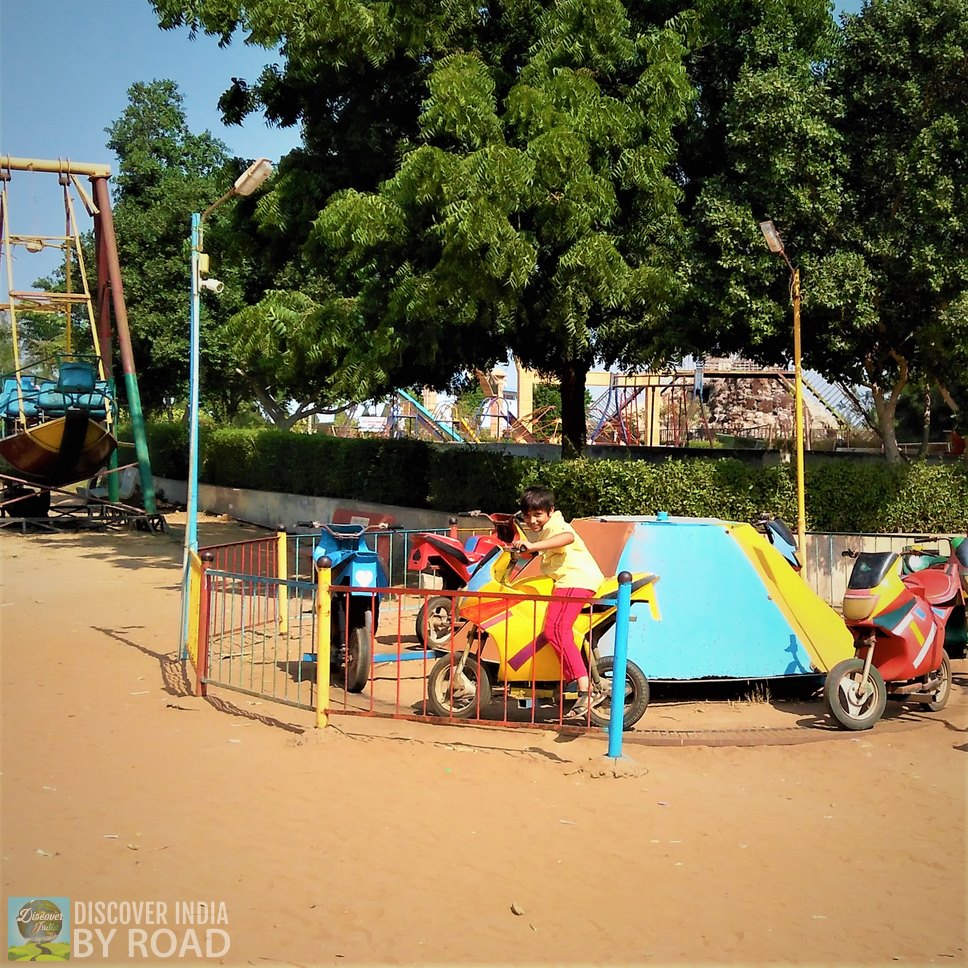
{"left": 2, "top": 518, "right": 966, "bottom": 966}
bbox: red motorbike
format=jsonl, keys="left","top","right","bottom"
{"left": 408, "top": 511, "right": 519, "bottom": 647}
{"left": 825, "top": 536, "right": 967, "bottom": 730}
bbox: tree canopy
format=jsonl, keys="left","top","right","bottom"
{"left": 807, "top": 0, "right": 968, "bottom": 458}
{"left": 144, "top": 0, "right": 968, "bottom": 457}
{"left": 312, "top": 1, "right": 696, "bottom": 454}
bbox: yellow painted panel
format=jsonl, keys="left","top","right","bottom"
{"left": 187, "top": 552, "right": 201, "bottom": 666}
{"left": 729, "top": 523, "right": 855, "bottom": 672}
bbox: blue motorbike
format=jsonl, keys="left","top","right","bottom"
{"left": 311, "top": 523, "right": 389, "bottom": 692}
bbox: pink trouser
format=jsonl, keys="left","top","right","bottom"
{"left": 541, "top": 588, "right": 596, "bottom": 683}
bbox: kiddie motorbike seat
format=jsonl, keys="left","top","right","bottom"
{"left": 905, "top": 567, "right": 961, "bottom": 606}
{"left": 420, "top": 532, "right": 476, "bottom": 567}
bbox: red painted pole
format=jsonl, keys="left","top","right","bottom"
{"left": 90, "top": 176, "right": 156, "bottom": 513}
{"left": 196, "top": 552, "right": 215, "bottom": 698}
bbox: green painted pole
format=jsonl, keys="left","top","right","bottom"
{"left": 91, "top": 176, "right": 156, "bottom": 514}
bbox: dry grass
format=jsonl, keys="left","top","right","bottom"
{"left": 725, "top": 681, "right": 773, "bottom": 710}
{"left": 744, "top": 681, "right": 772, "bottom": 704}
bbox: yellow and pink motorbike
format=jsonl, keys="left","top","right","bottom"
{"left": 424, "top": 525, "right": 661, "bottom": 729}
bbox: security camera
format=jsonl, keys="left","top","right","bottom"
{"left": 200, "top": 278, "right": 225, "bottom": 294}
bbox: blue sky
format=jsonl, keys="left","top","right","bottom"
{"left": 1, "top": 0, "right": 299, "bottom": 168}
{"left": 1, "top": 0, "right": 300, "bottom": 281}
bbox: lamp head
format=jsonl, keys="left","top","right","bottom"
{"left": 24, "top": 237, "right": 45, "bottom": 253}
{"left": 759, "top": 220, "right": 784, "bottom": 254}
{"left": 233, "top": 158, "right": 273, "bottom": 197}
{"left": 200, "top": 278, "right": 225, "bottom": 294}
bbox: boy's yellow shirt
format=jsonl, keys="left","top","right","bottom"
{"left": 529, "top": 510, "right": 605, "bottom": 591}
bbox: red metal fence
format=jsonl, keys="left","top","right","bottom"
{"left": 187, "top": 526, "right": 621, "bottom": 732}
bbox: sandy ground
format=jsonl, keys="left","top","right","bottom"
{"left": 1, "top": 513, "right": 966, "bottom": 967}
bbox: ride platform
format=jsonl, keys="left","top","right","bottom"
{"left": 0, "top": 471, "right": 166, "bottom": 534}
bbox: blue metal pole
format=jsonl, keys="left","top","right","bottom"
{"left": 178, "top": 212, "right": 201, "bottom": 659}
{"left": 607, "top": 571, "right": 633, "bottom": 759}
{"left": 187, "top": 212, "right": 201, "bottom": 555}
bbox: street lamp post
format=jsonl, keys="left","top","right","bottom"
{"left": 759, "top": 219, "right": 807, "bottom": 574}
{"left": 179, "top": 158, "right": 273, "bottom": 658}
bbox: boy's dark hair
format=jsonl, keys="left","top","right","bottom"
{"left": 519, "top": 486, "right": 555, "bottom": 513}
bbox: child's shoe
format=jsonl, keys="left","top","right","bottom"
{"left": 591, "top": 681, "right": 611, "bottom": 707}
{"left": 564, "top": 692, "right": 593, "bottom": 721}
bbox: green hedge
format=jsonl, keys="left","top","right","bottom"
{"left": 141, "top": 422, "right": 432, "bottom": 507}
{"left": 526, "top": 458, "right": 968, "bottom": 533}
{"left": 139, "top": 421, "right": 968, "bottom": 533}
{"left": 427, "top": 447, "right": 535, "bottom": 512}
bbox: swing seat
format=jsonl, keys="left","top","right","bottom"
{"left": 1, "top": 378, "right": 41, "bottom": 418}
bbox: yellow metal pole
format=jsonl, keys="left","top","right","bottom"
{"left": 0, "top": 156, "right": 111, "bottom": 177}
{"left": 315, "top": 558, "right": 332, "bottom": 729}
{"left": 792, "top": 267, "right": 808, "bottom": 576}
{"left": 277, "top": 531, "right": 289, "bottom": 635}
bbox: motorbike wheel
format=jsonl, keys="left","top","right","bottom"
{"left": 415, "top": 596, "right": 453, "bottom": 648}
{"left": 342, "top": 610, "right": 373, "bottom": 693}
{"left": 589, "top": 656, "right": 650, "bottom": 730}
{"left": 924, "top": 650, "right": 952, "bottom": 712}
{"left": 426, "top": 653, "right": 492, "bottom": 719}
{"left": 824, "top": 658, "right": 887, "bottom": 730}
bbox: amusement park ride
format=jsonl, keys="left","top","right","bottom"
{"left": 0, "top": 156, "right": 162, "bottom": 530}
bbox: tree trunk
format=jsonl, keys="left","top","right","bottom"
{"left": 559, "top": 362, "right": 588, "bottom": 460}
{"left": 870, "top": 389, "right": 902, "bottom": 463}
{"left": 918, "top": 387, "right": 931, "bottom": 459}
{"left": 865, "top": 353, "right": 908, "bottom": 464}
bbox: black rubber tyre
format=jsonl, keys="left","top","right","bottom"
{"left": 415, "top": 596, "right": 453, "bottom": 648}
{"left": 589, "top": 656, "right": 650, "bottom": 730}
{"left": 924, "top": 650, "right": 951, "bottom": 712}
{"left": 342, "top": 609, "right": 373, "bottom": 693}
{"left": 824, "top": 658, "right": 887, "bottom": 730}
{"left": 426, "top": 654, "right": 492, "bottom": 719}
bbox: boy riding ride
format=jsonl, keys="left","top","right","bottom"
{"left": 513, "top": 486, "right": 607, "bottom": 721}
{"left": 425, "top": 489, "right": 660, "bottom": 729}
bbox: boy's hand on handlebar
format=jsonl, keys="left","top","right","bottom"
{"left": 512, "top": 539, "right": 534, "bottom": 554}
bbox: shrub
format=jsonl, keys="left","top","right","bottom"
{"left": 138, "top": 420, "right": 968, "bottom": 533}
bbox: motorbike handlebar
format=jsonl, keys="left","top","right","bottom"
{"left": 464, "top": 510, "right": 524, "bottom": 544}
{"left": 296, "top": 520, "right": 391, "bottom": 535}
{"left": 509, "top": 542, "right": 536, "bottom": 556}
{"left": 842, "top": 546, "right": 942, "bottom": 560}
{"left": 464, "top": 509, "right": 522, "bottom": 522}
{"left": 318, "top": 523, "right": 368, "bottom": 539}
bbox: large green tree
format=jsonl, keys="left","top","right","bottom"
{"left": 805, "top": 0, "right": 968, "bottom": 460}
{"left": 153, "top": 0, "right": 544, "bottom": 420}
{"left": 670, "top": 0, "right": 843, "bottom": 365}
{"left": 315, "top": 1, "right": 696, "bottom": 455}
{"left": 149, "top": 0, "right": 968, "bottom": 458}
